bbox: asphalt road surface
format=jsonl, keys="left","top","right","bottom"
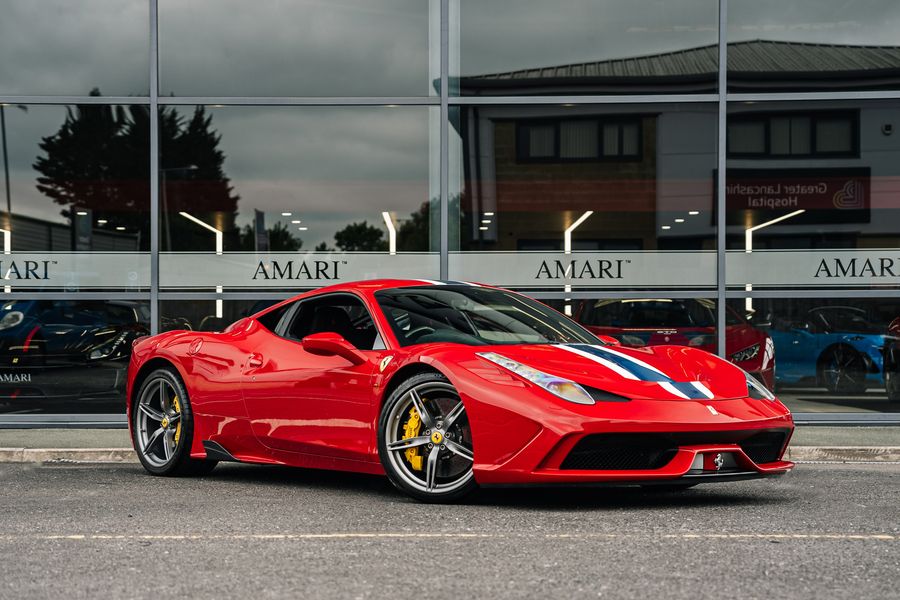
{"left": 0, "top": 462, "right": 897, "bottom": 600}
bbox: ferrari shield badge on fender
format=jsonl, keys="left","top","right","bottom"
{"left": 379, "top": 355, "right": 393, "bottom": 372}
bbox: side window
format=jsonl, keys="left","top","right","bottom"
{"left": 256, "top": 302, "right": 292, "bottom": 333}
{"left": 284, "top": 295, "right": 383, "bottom": 351}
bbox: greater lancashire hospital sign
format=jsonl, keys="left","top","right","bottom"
{"left": 2, "top": 250, "right": 900, "bottom": 290}
{"left": 725, "top": 168, "right": 870, "bottom": 224}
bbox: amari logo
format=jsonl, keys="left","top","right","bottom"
{"left": 252, "top": 259, "right": 345, "bottom": 281}
{"left": 0, "top": 373, "right": 31, "bottom": 383}
{"left": 814, "top": 257, "right": 899, "bottom": 279}
{"left": 0, "top": 260, "right": 53, "bottom": 280}
{"left": 535, "top": 259, "right": 627, "bottom": 281}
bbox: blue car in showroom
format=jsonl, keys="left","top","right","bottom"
{"left": 0, "top": 300, "right": 150, "bottom": 412}
{"left": 770, "top": 306, "right": 887, "bottom": 395}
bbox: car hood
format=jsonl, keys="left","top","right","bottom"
{"left": 472, "top": 343, "right": 751, "bottom": 401}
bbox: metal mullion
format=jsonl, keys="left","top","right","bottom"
{"left": 156, "top": 97, "right": 439, "bottom": 106}
{"left": 524, "top": 290, "right": 718, "bottom": 300}
{"left": 729, "top": 90, "right": 900, "bottom": 103}
{"left": 450, "top": 94, "right": 718, "bottom": 105}
{"left": 439, "top": 0, "right": 449, "bottom": 278}
{"left": 0, "top": 292, "right": 150, "bottom": 300}
{"left": 158, "top": 292, "right": 293, "bottom": 301}
{"left": 715, "top": 0, "right": 727, "bottom": 360}
{"left": 0, "top": 96, "right": 149, "bottom": 105}
{"left": 725, "top": 288, "right": 900, "bottom": 299}
{"left": 149, "top": 0, "right": 160, "bottom": 335}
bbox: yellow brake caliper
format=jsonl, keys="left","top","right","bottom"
{"left": 402, "top": 406, "right": 423, "bottom": 471}
{"left": 173, "top": 395, "right": 182, "bottom": 445}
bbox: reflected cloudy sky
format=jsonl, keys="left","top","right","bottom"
{"left": 2, "top": 104, "right": 434, "bottom": 249}
{"left": 158, "top": 0, "right": 436, "bottom": 97}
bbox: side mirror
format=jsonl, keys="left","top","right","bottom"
{"left": 301, "top": 332, "right": 366, "bottom": 365}
{"left": 596, "top": 335, "right": 621, "bottom": 346}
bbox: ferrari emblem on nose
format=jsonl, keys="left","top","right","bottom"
{"left": 713, "top": 453, "right": 725, "bottom": 470}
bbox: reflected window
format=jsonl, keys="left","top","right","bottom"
{"left": 517, "top": 118, "right": 642, "bottom": 162}
{"left": 728, "top": 111, "right": 858, "bottom": 159}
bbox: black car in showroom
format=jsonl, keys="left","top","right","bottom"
{"left": 0, "top": 300, "right": 149, "bottom": 413}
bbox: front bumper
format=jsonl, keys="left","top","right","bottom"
{"left": 463, "top": 391, "right": 794, "bottom": 486}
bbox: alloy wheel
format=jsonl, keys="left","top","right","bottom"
{"left": 383, "top": 381, "right": 474, "bottom": 495}
{"left": 135, "top": 377, "right": 183, "bottom": 467}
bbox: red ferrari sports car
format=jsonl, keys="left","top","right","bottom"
{"left": 127, "top": 280, "right": 794, "bottom": 502}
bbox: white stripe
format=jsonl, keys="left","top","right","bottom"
{"left": 691, "top": 381, "right": 715, "bottom": 399}
{"left": 415, "top": 279, "right": 445, "bottom": 285}
{"left": 658, "top": 381, "right": 690, "bottom": 399}
{"left": 557, "top": 345, "right": 639, "bottom": 380}
{"left": 591, "top": 345, "right": 670, "bottom": 378}
{"left": 462, "top": 281, "right": 482, "bottom": 287}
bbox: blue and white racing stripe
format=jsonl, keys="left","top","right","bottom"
{"left": 558, "top": 344, "right": 714, "bottom": 400}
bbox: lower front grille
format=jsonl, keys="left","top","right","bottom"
{"left": 560, "top": 435, "right": 678, "bottom": 470}
{"left": 560, "top": 429, "right": 790, "bottom": 471}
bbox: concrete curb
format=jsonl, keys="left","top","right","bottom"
{"left": 785, "top": 446, "right": 900, "bottom": 463}
{"left": 0, "top": 446, "right": 899, "bottom": 464}
{"left": 0, "top": 448, "right": 136, "bottom": 464}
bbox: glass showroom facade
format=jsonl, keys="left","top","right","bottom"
{"left": 1, "top": 0, "right": 900, "bottom": 422}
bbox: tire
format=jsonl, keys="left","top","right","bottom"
{"left": 819, "top": 345, "right": 868, "bottom": 395}
{"left": 886, "top": 369, "right": 900, "bottom": 403}
{"left": 131, "top": 367, "right": 217, "bottom": 476}
{"left": 377, "top": 372, "right": 477, "bottom": 503}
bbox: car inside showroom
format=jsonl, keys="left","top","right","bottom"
{"left": 1, "top": 0, "right": 899, "bottom": 426}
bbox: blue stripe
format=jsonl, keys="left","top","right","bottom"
{"left": 569, "top": 344, "right": 673, "bottom": 383}
{"left": 671, "top": 382, "right": 710, "bottom": 400}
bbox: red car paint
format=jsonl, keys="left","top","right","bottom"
{"left": 575, "top": 299, "right": 776, "bottom": 390}
{"left": 127, "top": 280, "right": 793, "bottom": 487}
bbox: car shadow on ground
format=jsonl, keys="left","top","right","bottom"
{"left": 196, "top": 464, "right": 791, "bottom": 510}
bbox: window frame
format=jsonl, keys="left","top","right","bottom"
{"left": 727, "top": 110, "right": 860, "bottom": 160}
{"left": 274, "top": 292, "right": 385, "bottom": 351}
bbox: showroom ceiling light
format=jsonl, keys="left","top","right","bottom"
{"left": 661, "top": 225, "right": 671, "bottom": 230}
{"left": 281, "top": 212, "right": 292, "bottom": 217}
{"left": 484, "top": 212, "right": 495, "bottom": 217}
{"left": 689, "top": 210, "right": 699, "bottom": 215}
{"left": 76, "top": 211, "right": 88, "bottom": 216}
{"left": 180, "top": 211, "right": 224, "bottom": 318}
{"left": 382, "top": 211, "right": 397, "bottom": 255}
{"left": 743, "top": 209, "right": 806, "bottom": 312}
{"left": 675, "top": 218, "right": 685, "bottom": 223}
{"left": 0, "top": 228, "right": 9, "bottom": 293}
{"left": 562, "top": 210, "right": 593, "bottom": 316}
{"left": 97, "top": 219, "right": 108, "bottom": 225}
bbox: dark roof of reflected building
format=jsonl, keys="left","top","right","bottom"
{"left": 460, "top": 39, "right": 900, "bottom": 94}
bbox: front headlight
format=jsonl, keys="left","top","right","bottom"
{"left": 688, "top": 334, "right": 715, "bottom": 347}
{"left": 745, "top": 371, "right": 775, "bottom": 401}
{"left": 0, "top": 311, "right": 24, "bottom": 331}
{"left": 730, "top": 343, "right": 760, "bottom": 363}
{"left": 477, "top": 351, "right": 595, "bottom": 405}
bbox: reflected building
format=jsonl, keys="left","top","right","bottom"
{"left": 2, "top": 0, "right": 900, "bottom": 418}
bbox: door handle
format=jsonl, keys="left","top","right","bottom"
{"left": 247, "top": 353, "right": 263, "bottom": 368}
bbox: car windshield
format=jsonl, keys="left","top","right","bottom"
{"left": 375, "top": 286, "right": 600, "bottom": 347}
{"left": 811, "top": 308, "right": 881, "bottom": 334}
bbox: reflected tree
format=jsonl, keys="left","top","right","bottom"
{"left": 334, "top": 220, "right": 388, "bottom": 252}
{"left": 238, "top": 221, "right": 302, "bottom": 251}
{"left": 33, "top": 90, "right": 238, "bottom": 251}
